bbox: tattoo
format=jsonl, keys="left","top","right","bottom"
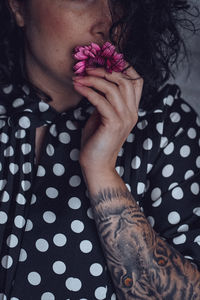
{"left": 91, "top": 187, "right": 200, "bottom": 300}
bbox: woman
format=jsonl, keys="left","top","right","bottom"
{"left": 0, "top": 0, "right": 200, "bottom": 299}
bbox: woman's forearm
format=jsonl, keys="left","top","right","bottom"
{"left": 81, "top": 167, "right": 200, "bottom": 299}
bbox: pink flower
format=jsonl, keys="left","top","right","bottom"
{"left": 73, "top": 42, "right": 126, "bottom": 76}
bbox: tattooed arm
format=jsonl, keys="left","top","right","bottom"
{"left": 81, "top": 168, "right": 200, "bottom": 300}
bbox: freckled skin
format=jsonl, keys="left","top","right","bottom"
{"left": 9, "top": 0, "right": 113, "bottom": 111}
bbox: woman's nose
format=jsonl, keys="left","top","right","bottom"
{"left": 90, "top": 1, "right": 113, "bottom": 43}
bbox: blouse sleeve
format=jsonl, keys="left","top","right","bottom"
{"left": 143, "top": 89, "right": 200, "bottom": 270}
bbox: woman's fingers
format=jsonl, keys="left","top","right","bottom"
{"left": 85, "top": 66, "right": 143, "bottom": 111}
{"left": 73, "top": 75, "right": 128, "bottom": 116}
{"left": 73, "top": 83, "right": 120, "bottom": 124}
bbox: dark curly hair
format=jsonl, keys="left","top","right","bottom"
{"left": 0, "top": 0, "right": 199, "bottom": 108}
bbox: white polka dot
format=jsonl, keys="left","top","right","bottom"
{"left": 137, "top": 182, "right": 145, "bottom": 195}
{"left": 0, "top": 179, "right": 7, "bottom": 190}
{"left": 80, "top": 240, "right": 93, "bottom": 253}
{"left": 27, "top": 272, "right": 41, "bottom": 286}
{"left": 94, "top": 286, "right": 107, "bottom": 300}
{"left": 177, "top": 128, "right": 184, "bottom": 137}
{"left": 15, "top": 129, "right": 26, "bottom": 139}
{"left": 25, "top": 219, "right": 33, "bottom": 231}
{"left": 14, "top": 215, "right": 26, "bottom": 228}
{"left": 131, "top": 156, "right": 141, "bottom": 169}
{"left": 71, "top": 220, "right": 84, "bottom": 233}
{"left": 194, "top": 235, "right": 200, "bottom": 246}
{"left": 173, "top": 234, "right": 186, "bottom": 245}
{"left": 196, "top": 116, "right": 200, "bottom": 127}
{"left": 22, "top": 85, "right": 30, "bottom": 95}
{"left": 171, "top": 187, "right": 184, "bottom": 200}
{"left": 138, "top": 109, "right": 147, "bottom": 116}
{"left": 46, "top": 187, "right": 59, "bottom": 199}
{"left": 180, "top": 145, "right": 191, "bottom": 158}
{"left": 10, "top": 297, "right": 19, "bottom": 300}
{"left": 1, "top": 191, "right": 9, "bottom": 203}
{"left": 19, "top": 116, "right": 31, "bottom": 129}
{"left": 4, "top": 146, "right": 14, "bottom": 157}
{"left": 52, "top": 261, "right": 66, "bottom": 275}
{"left": 147, "top": 164, "right": 153, "bottom": 174}
{"left": 90, "top": 263, "right": 103, "bottom": 276}
{"left": 193, "top": 207, "right": 200, "bottom": 217}
{"left": 190, "top": 183, "right": 199, "bottom": 195}
{"left": 65, "top": 277, "right": 82, "bottom": 292}
{"left": 184, "top": 170, "right": 194, "bottom": 180}
{"left": 111, "top": 294, "right": 117, "bottom": 300}
{"left": 1, "top": 255, "right": 13, "bottom": 269}
{"left": 196, "top": 156, "right": 200, "bottom": 168}
{"left": 0, "top": 133, "right": 9, "bottom": 143}
{"left": 168, "top": 211, "right": 181, "bottom": 225}
{"left": 68, "top": 197, "right": 81, "bottom": 210}
{"left": 163, "top": 142, "right": 174, "bottom": 155}
{"left": 151, "top": 188, "right": 161, "bottom": 201}
{"left": 53, "top": 163, "right": 65, "bottom": 176}
{"left": 69, "top": 175, "right": 81, "bottom": 187}
{"left": 0, "top": 120, "right": 5, "bottom": 129}
{"left": 177, "top": 224, "right": 189, "bottom": 232}
{"left": 12, "top": 98, "right": 24, "bottom": 108}
{"left": 31, "top": 194, "right": 37, "bottom": 205}
{"left": 58, "top": 132, "right": 70, "bottom": 144}
{"left": 70, "top": 149, "right": 79, "bottom": 161}
{"left": 164, "top": 95, "right": 174, "bottom": 106}
{"left": 21, "top": 180, "right": 31, "bottom": 191}
{"left": 115, "top": 166, "right": 124, "bottom": 177}
{"left": 118, "top": 148, "right": 124, "bottom": 157}
{"left": 39, "top": 102, "right": 49, "bottom": 112}
{"left": 137, "top": 120, "right": 148, "bottom": 130}
{"left": 126, "top": 183, "right": 131, "bottom": 192}
{"left": 181, "top": 103, "right": 191, "bottom": 112}
{"left": 0, "top": 105, "right": 6, "bottom": 114}
{"left": 46, "top": 144, "right": 55, "bottom": 156}
{"left": 37, "top": 165, "right": 46, "bottom": 177}
{"left": 35, "top": 239, "right": 49, "bottom": 252}
{"left": 3, "top": 84, "right": 13, "bottom": 94}
{"left": 22, "top": 162, "right": 32, "bottom": 174}
{"left": 6, "top": 234, "right": 18, "bottom": 248}
{"left": 87, "top": 207, "right": 94, "bottom": 219}
{"left": 160, "top": 137, "right": 168, "bottom": 148}
{"left": 49, "top": 124, "right": 57, "bottom": 137}
{"left": 126, "top": 133, "right": 135, "bottom": 143}
{"left": 162, "top": 164, "right": 174, "bottom": 177}
{"left": 147, "top": 216, "right": 155, "bottom": 227}
{"left": 9, "top": 163, "right": 19, "bottom": 175}
{"left": 170, "top": 112, "right": 181, "bottom": 123}
{"left": 19, "top": 248, "right": 27, "bottom": 262}
{"left": 66, "top": 120, "right": 78, "bottom": 130}
{"left": 152, "top": 198, "right": 162, "bottom": 207}
{"left": 143, "top": 138, "right": 153, "bottom": 150}
{"left": 53, "top": 233, "right": 67, "bottom": 247}
{"left": 43, "top": 211, "right": 56, "bottom": 224}
{"left": 41, "top": 292, "right": 55, "bottom": 300}
{"left": 21, "top": 143, "right": 31, "bottom": 155}
{"left": 156, "top": 122, "right": 163, "bottom": 134}
{"left": 187, "top": 128, "right": 197, "bottom": 139}
{"left": 168, "top": 182, "right": 178, "bottom": 190}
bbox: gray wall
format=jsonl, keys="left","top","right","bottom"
{"left": 168, "top": 1, "right": 200, "bottom": 115}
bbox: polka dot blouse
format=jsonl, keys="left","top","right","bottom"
{"left": 0, "top": 83, "right": 200, "bottom": 300}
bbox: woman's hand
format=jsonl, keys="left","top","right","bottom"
{"left": 72, "top": 65, "right": 143, "bottom": 173}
